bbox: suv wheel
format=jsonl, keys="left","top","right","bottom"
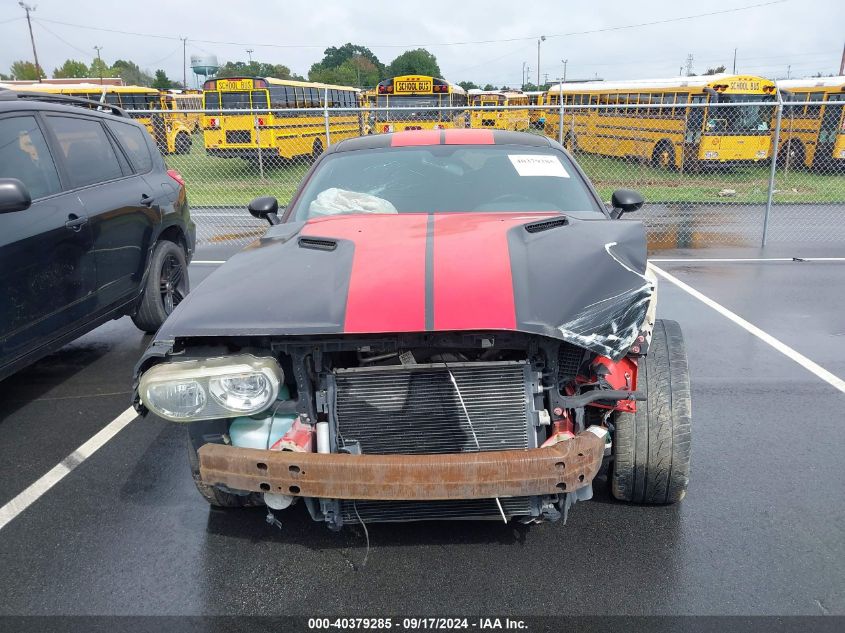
{"left": 132, "top": 240, "right": 189, "bottom": 333}
{"left": 611, "top": 319, "right": 691, "bottom": 504}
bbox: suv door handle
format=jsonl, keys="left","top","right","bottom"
{"left": 64, "top": 214, "right": 89, "bottom": 232}
{"left": 140, "top": 193, "right": 155, "bottom": 207}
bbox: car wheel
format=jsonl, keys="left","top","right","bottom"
{"left": 611, "top": 319, "right": 691, "bottom": 504}
{"left": 132, "top": 240, "right": 189, "bottom": 333}
{"left": 187, "top": 434, "right": 263, "bottom": 508}
{"left": 175, "top": 132, "right": 191, "bottom": 155}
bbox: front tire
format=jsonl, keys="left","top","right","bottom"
{"left": 611, "top": 319, "right": 691, "bottom": 504}
{"left": 175, "top": 131, "right": 191, "bottom": 155}
{"left": 187, "top": 434, "right": 262, "bottom": 508}
{"left": 132, "top": 240, "right": 189, "bottom": 333}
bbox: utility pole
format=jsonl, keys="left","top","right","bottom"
{"left": 522, "top": 61, "right": 527, "bottom": 90}
{"left": 93, "top": 46, "right": 103, "bottom": 84}
{"left": 18, "top": 2, "right": 42, "bottom": 82}
{"left": 839, "top": 41, "right": 844, "bottom": 76}
{"left": 732, "top": 48, "right": 737, "bottom": 73}
{"left": 684, "top": 53, "right": 694, "bottom": 77}
{"left": 561, "top": 59, "right": 568, "bottom": 84}
{"left": 246, "top": 49, "right": 254, "bottom": 63}
{"left": 786, "top": 64, "right": 791, "bottom": 79}
{"left": 537, "top": 35, "right": 546, "bottom": 88}
{"left": 181, "top": 37, "right": 187, "bottom": 89}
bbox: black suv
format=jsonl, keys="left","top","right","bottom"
{"left": 0, "top": 91, "right": 196, "bottom": 381}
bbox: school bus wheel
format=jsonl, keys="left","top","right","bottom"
{"left": 312, "top": 139, "right": 324, "bottom": 161}
{"left": 564, "top": 133, "right": 576, "bottom": 153}
{"left": 175, "top": 132, "right": 192, "bottom": 155}
{"left": 652, "top": 140, "right": 675, "bottom": 170}
{"left": 777, "top": 140, "right": 805, "bottom": 170}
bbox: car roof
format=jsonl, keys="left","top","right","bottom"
{"left": 0, "top": 89, "right": 133, "bottom": 122}
{"left": 331, "top": 128, "right": 555, "bottom": 153}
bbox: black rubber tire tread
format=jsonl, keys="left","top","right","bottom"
{"left": 611, "top": 319, "right": 691, "bottom": 504}
{"left": 131, "top": 240, "right": 188, "bottom": 334}
{"left": 187, "top": 434, "right": 262, "bottom": 508}
{"left": 651, "top": 140, "right": 674, "bottom": 169}
{"left": 175, "top": 132, "right": 191, "bottom": 155}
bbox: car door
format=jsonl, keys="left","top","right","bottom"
{"left": 43, "top": 113, "right": 157, "bottom": 310}
{"left": 0, "top": 112, "right": 96, "bottom": 365}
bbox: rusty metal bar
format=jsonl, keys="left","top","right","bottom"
{"left": 199, "top": 430, "right": 605, "bottom": 501}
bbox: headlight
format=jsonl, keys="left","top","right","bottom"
{"left": 704, "top": 151, "right": 719, "bottom": 159}
{"left": 139, "top": 354, "right": 283, "bottom": 422}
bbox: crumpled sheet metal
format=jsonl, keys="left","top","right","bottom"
{"left": 198, "top": 429, "right": 605, "bottom": 501}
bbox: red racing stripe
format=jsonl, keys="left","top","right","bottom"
{"left": 444, "top": 129, "right": 494, "bottom": 145}
{"left": 432, "top": 213, "right": 526, "bottom": 331}
{"left": 301, "top": 215, "right": 427, "bottom": 333}
{"left": 391, "top": 130, "right": 441, "bottom": 147}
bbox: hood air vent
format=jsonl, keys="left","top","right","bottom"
{"left": 298, "top": 237, "right": 338, "bottom": 251}
{"left": 524, "top": 217, "right": 568, "bottom": 233}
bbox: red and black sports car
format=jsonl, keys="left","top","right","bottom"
{"left": 134, "top": 129, "right": 691, "bottom": 529}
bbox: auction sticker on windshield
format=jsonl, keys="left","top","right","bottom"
{"left": 508, "top": 154, "right": 570, "bottom": 178}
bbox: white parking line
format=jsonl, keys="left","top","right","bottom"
{"left": 0, "top": 407, "right": 137, "bottom": 532}
{"left": 650, "top": 264, "right": 845, "bottom": 394}
{"left": 651, "top": 257, "right": 845, "bottom": 263}
{"left": 191, "top": 260, "right": 227, "bottom": 265}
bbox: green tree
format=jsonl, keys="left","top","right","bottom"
{"left": 482, "top": 83, "right": 496, "bottom": 91}
{"left": 309, "top": 44, "right": 383, "bottom": 88}
{"left": 10, "top": 60, "right": 45, "bottom": 80}
{"left": 53, "top": 59, "right": 89, "bottom": 79}
{"left": 457, "top": 81, "right": 479, "bottom": 91}
{"left": 386, "top": 49, "right": 441, "bottom": 78}
{"left": 152, "top": 69, "right": 172, "bottom": 90}
{"left": 88, "top": 58, "right": 114, "bottom": 80}
{"left": 703, "top": 65, "right": 727, "bottom": 76}
{"left": 112, "top": 59, "right": 154, "bottom": 86}
{"left": 216, "top": 61, "right": 302, "bottom": 80}
{"left": 310, "top": 55, "right": 380, "bottom": 88}
{"left": 0, "top": 72, "right": 9, "bottom": 81}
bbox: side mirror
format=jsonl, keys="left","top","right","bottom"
{"left": 610, "top": 189, "right": 644, "bottom": 219}
{"left": 0, "top": 178, "right": 32, "bottom": 214}
{"left": 248, "top": 196, "right": 281, "bottom": 226}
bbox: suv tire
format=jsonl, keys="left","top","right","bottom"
{"left": 611, "top": 319, "right": 691, "bottom": 504}
{"left": 132, "top": 240, "right": 189, "bottom": 333}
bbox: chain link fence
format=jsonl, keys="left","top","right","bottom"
{"left": 132, "top": 100, "right": 844, "bottom": 250}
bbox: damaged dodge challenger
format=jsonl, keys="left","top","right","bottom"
{"left": 133, "top": 129, "right": 691, "bottom": 530}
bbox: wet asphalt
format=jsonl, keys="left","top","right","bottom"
{"left": 0, "top": 244, "right": 844, "bottom": 617}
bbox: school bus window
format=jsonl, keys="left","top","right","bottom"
{"left": 251, "top": 91, "right": 269, "bottom": 110}
{"left": 806, "top": 93, "right": 824, "bottom": 117}
{"left": 205, "top": 91, "right": 220, "bottom": 111}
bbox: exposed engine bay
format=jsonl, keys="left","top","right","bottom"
{"left": 137, "top": 329, "right": 649, "bottom": 529}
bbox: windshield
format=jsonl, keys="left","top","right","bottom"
{"left": 221, "top": 92, "right": 252, "bottom": 110}
{"left": 707, "top": 94, "right": 775, "bottom": 134}
{"left": 376, "top": 94, "right": 441, "bottom": 120}
{"left": 290, "top": 145, "right": 604, "bottom": 221}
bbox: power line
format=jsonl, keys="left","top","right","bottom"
{"left": 32, "top": 1, "right": 789, "bottom": 50}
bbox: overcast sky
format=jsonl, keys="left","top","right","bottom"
{"left": 1, "top": 0, "right": 842, "bottom": 87}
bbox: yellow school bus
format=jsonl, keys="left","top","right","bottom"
{"left": 373, "top": 75, "right": 467, "bottom": 132}
{"left": 470, "top": 90, "right": 530, "bottom": 131}
{"left": 202, "top": 77, "right": 361, "bottom": 163}
{"left": 545, "top": 74, "right": 777, "bottom": 168}
{"left": 162, "top": 90, "right": 203, "bottom": 134}
{"left": 525, "top": 90, "right": 547, "bottom": 128}
{"left": 0, "top": 81, "right": 194, "bottom": 154}
{"left": 776, "top": 77, "right": 845, "bottom": 170}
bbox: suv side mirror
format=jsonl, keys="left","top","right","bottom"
{"left": 0, "top": 178, "right": 32, "bottom": 214}
{"left": 610, "top": 189, "right": 644, "bottom": 219}
{"left": 248, "top": 196, "right": 281, "bottom": 226}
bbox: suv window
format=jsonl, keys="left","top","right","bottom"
{"left": 106, "top": 120, "right": 153, "bottom": 173}
{"left": 46, "top": 115, "right": 123, "bottom": 188}
{"left": 0, "top": 115, "right": 62, "bottom": 199}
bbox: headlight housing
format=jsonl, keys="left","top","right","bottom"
{"left": 139, "top": 354, "right": 283, "bottom": 422}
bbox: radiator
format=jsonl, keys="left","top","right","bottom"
{"left": 331, "top": 360, "right": 536, "bottom": 523}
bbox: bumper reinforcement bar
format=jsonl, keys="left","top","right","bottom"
{"left": 198, "top": 427, "right": 605, "bottom": 501}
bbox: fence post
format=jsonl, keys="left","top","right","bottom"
{"left": 324, "top": 87, "right": 331, "bottom": 148}
{"left": 762, "top": 91, "right": 784, "bottom": 247}
{"left": 253, "top": 114, "right": 265, "bottom": 180}
{"left": 558, "top": 87, "right": 564, "bottom": 146}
